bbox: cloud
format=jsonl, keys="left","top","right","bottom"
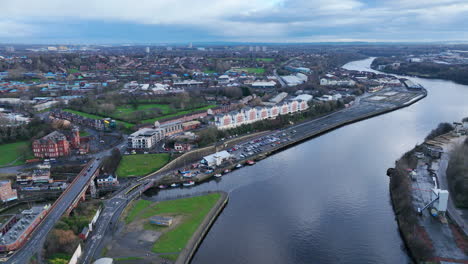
{"left": 0, "top": 20, "right": 36, "bottom": 38}
{"left": 0, "top": 0, "right": 468, "bottom": 42}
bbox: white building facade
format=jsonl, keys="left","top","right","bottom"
{"left": 127, "top": 128, "right": 165, "bottom": 150}
{"left": 214, "top": 99, "right": 309, "bottom": 130}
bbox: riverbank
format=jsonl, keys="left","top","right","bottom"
{"left": 103, "top": 192, "right": 228, "bottom": 264}
{"left": 371, "top": 58, "right": 468, "bottom": 86}
{"left": 175, "top": 192, "right": 228, "bottom": 264}
{"left": 152, "top": 86, "right": 427, "bottom": 187}
{"left": 388, "top": 132, "right": 468, "bottom": 263}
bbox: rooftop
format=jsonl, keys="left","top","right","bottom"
{"left": 0, "top": 205, "right": 49, "bottom": 246}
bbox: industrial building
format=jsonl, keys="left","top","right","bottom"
{"left": 281, "top": 73, "right": 308, "bottom": 86}
{"left": 251, "top": 81, "right": 276, "bottom": 88}
{"left": 0, "top": 205, "right": 50, "bottom": 252}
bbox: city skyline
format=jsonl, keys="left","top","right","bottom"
{"left": 1, "top": 0, "right": 468, "bottom": 44}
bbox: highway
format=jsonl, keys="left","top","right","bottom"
{"left": 4, "top": 158, "right": 102, "bottom": 264}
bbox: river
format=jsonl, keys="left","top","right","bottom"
{"left": 146, "top": 57, "right": 468, "bottom": 264}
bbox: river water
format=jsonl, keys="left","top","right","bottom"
{"left": 147, "top": 58, "right": 468, "bottom": 264}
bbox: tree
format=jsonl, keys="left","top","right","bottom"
{"left": 102, "top": 148, "right": 122, "bottom": 174}
{"left": 99, "top": 103, "right": 116, "bottom": 115}
{"left": 425, "top": 122, "right": 454, "bottom": 141}
{"left": 223, "top": 87, "right": 242, "bottom": 98}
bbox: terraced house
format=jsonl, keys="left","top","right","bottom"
{"left": 214, "top": 99, "right": 308, "bottom": 130}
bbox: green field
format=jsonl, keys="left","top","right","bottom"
{"left": 203, "top": 69, "right": 217, "bottom": 74}
{"left": 68, "top": 68, "right": 80, "bottom": 74}
{"left": 47, "top": 253, "right": 71, "bottom": 264}
{"left": 141, "top": 105, "right": 216, "bottom": 124}
{"left": 0, "top": 141, "right": 33, "bottom": 167}
{"left": 113, "top": 104, "right": 173, "bottom": 120}
{"left": 79, "top": 131, "right": 90, "bottom": 137}
{"left": 116, "top": 153, "right": 171, "bottom": 177}
{"left": 63, "top": 109, "right": 134, "bottom": 128}
{"left": 124, "top": 193, "right": 222, "bottom": 259}
{"left": 237, "top": 67, "right": 265, "bottom": 74}
{"left": 256, "top": 58, "right": 274, "bottom": 62}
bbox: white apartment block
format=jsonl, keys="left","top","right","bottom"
{"left": 127, "top": 128, "right": 165, "bottom": 150}
{"left": 214, "top": 100, "right": 308, "bottom": 130}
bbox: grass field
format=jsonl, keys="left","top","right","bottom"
{"left": 79, "top": 131, "right": 90, "bottom": 137}
{"left": 237, "top": 67, "right": 265, "bottom": 74}
{"left": 0, "top": 141, "right": 33, "bottom": 167}
{"left": 141, "top": 105, "right": 216, "bottom": 124}
{"left": 68, "top": 68, "right": 80, "bottom": 74}
{"left": 256, "top": 58, "right": 274, "bottom": 62}
{"left": 116, "top": 153, "right": 171, "bottom": 177}
{"left": 114, "top": 104, "right": 173, "bottom": 119}
{"left": 63, "top": 109, "right": 134, "bottom": 128}
{"left": 124, "top": 193, "right": 222, "bottom": 259}
{"left": 47, "top": 253, "right": 71, "bottom": 264}
{"left": 203, "top": 69, "right": 217, "bottom": 74}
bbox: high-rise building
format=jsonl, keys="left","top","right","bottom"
{"left": 5, "top": 46, "right": 15, "bottom": 52}
{"left": 145, "top": 47, "right": 150, "bottom": 53}
{"left": 188, "top": 42, "right": 193, "bottom": 48}
{"left": 262, "top": 46, "right": 267, "bottom": 52}
{"left": 255, "top": 46, "right": 260, "bottom": 52}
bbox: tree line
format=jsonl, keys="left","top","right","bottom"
{"left": 446, "top": 137, "right": 468, "bottom": 208}
{"left": 0, "top": 118, "right": 52, "bottom": 145}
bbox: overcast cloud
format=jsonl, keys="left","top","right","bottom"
{"left": 1, "top": 0, "right": 468, "bottom": 43}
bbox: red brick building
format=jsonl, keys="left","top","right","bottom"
{"left": 32, "top": 128, "right": 80, "bottom": 158}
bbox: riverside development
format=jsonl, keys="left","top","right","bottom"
{"left": 1, "top": 76, "right": 426, "bottom": 264}
{"left": 0, "top": 45, "right": 466, "bottom": 264}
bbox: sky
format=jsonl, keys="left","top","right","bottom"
{"left": 1, "top": 0, "right": 468, "bottom": 44}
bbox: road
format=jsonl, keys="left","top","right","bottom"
{"left": 273, "top": 57, "right": 297, "bottom": 88}
{"left": 4, "top": 158, "right": 102, "bottom": 264}
{"left": 79, "top": 180, "right": 156, "bottom": 264}
{"left": 437, "top": 138, "right": 468, "bottom": 236}
{"left": 273, "top": 69, "right": 286, "bottom": 88}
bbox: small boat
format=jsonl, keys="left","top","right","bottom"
{"left": 235, "top": 164, "right": 243, "bottom": 169}
{"left": 182, "top": 172, "right": 193, "bottom": 178}
{"left": 158, "top": 185, "right": 167, "bottom": 189}
{"left": 170, "top": 183, "right": 180, "bottom": 188}
{"left": 183, "top": 181, "right": 195, "bottom": 187}
{"left": 214, "top": 173, "right": 222, "bottom": 178}
{"left": 223, "top": 169, "right": 230, "bottom": 174}
{"left": 246, "top": 160, "right": 255, "bottom": 165}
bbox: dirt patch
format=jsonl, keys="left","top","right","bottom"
{"left": 105, "top": 214, "right": 183, "bottom": 263}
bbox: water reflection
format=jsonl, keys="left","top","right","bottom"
{"left": 145, "top": 58, "right": 468, "bottom": 264}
